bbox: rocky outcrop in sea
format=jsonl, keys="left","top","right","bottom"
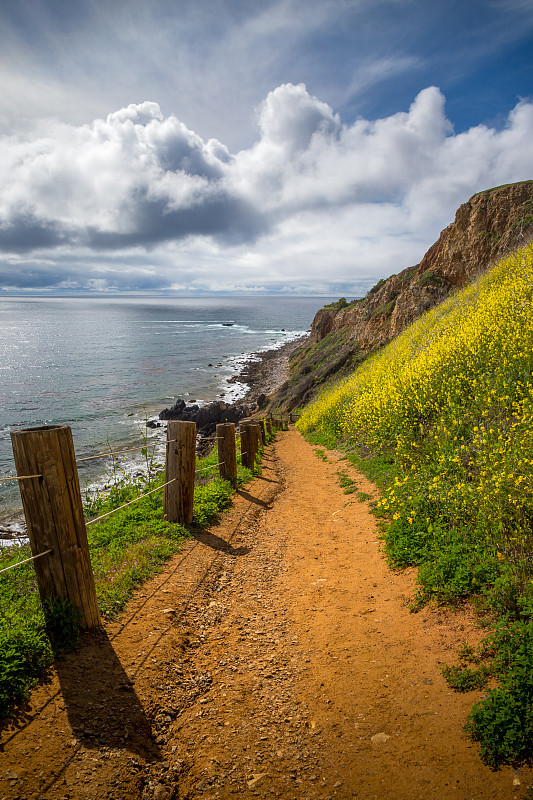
{"left": 156, "top": 398, "right": 257, "bottom": 435}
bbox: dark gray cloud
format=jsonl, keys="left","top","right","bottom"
{"left": 0, "top": 192, "right": 266, "bottom": 253}
{"left": 87, "top": 192, "right": 266, "bottom": 250}
{"left": 0, "top": 265, "right": 69, "bottom": 289}
{"left": 0, "top": 216, "right": 67, "bottom": 250}
{"left": 0, "top": 260, "right": 175, "bottom": 292}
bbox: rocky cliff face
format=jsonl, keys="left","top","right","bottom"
{"left": 272, "top": 180, "right": 533, "bottom": 411}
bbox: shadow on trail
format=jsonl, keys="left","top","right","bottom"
{"left": 0, "top": 673, "right": 56, "bottom": 747}
{"left": 193, "top": 528, "right": 250, "bottom": 556}
{"left": 255, "top": 474, "right": 279, "bottom": 484}
{"left": 235, "top": 488, "right": 273, "bottom": 509}
{"left": 54, "top": 628, "right": 160, "bottom": 760}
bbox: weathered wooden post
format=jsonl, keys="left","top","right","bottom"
{"left": 247, "top": 423, "right": 257, "bottom": 467}
{"left": 164, "top": 420, "right": 196, "bottom": 524}
{"left": 266, "top": 419, "right": 272, "bottom": 437}
{"left": 289, "top": 412, "right": 294, "bottom": 424}
{"left": 216, "top": 422, "right": 237, "bottom": 485}
{"left": 10, "top": 425, "right": 100, "bottom": 629}
{"left": 250, "top": 423, "right": 262, "bottom": 466}
{"left": 260, "top": 419, "right": 267, "bottom": 445}
{"left": 240, "top": 422, "right": 252, "bottom": 470}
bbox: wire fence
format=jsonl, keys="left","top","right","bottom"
{"left": 81, "top": 437, "right": 233, "bottom": 525}
{"left": 0, "top": 474, "right": 42, "bottom": 483}
{"left": 84, "top": 458, "right": 229, "bottom": 527}
{"left": 85, "top": 476, "right": 180, "bottom": 526}
{"left": 0, "top": 548, "right": 53, "bottom": 575}
{"left": 76, "top": 442, "right": 161, "bottom": 463}
{"left": 1, "top": 419, "right": 277, "bottom": 577}
{"left": 1, "top": 431, "right": 240, "bottom": 484}
{"left": 196, "top": 460, "right": 226, "bottom": 473}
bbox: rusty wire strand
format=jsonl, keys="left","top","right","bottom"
{"left": 195, "top": 461, "right": 225, "bottom": 473}
{"left": 0, "top": 474, "right": 42, "bottom": 483}
{"left": 85, "top": 477, "right": 178, "bottom": 526}
{"left": 76, "top": 442, "right": 161, "bottom": 463}
{"left": 0, "top": 549, "right": 53, "bottom": 575}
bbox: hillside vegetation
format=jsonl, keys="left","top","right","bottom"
{"left": 298, "top": 242, "right": 533, "bottom": 766}
{"left": 272, "top": 180, "right": 533, "bottom": 413}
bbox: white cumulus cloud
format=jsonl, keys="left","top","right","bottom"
{"left": 1, "top": 84, "right": 533, "bottom": 292}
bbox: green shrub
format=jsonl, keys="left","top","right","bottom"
{"left": 442, "top": 663, "right": 491, "bottom": 692}
{"left": 466, "top": 687, "right": 533, "bottom": 767}
{"left": 43, "top": 596, "right": 83, "bottom": 653}
{"left": 0, "top": 626, "right": 53, "bottom": 718}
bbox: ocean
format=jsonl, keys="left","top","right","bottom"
{"left": 0, "top": 294, "right": 333, "bottom": 533}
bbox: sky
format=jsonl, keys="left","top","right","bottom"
{"left": 0, "top": 0, "right": 532, "bottom": 296}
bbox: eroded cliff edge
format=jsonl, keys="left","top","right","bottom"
{"left": 271, "top": 180, "right": 533, "bottom": 412}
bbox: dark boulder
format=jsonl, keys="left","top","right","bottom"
{"left": 158, "top": 397, "right": 256, "bottom": 435}
{"left": 256, "top": 393, "right": 268, "bottom": 410}
{"left": 159, "top": 398, "right": 187, "bottom": 419}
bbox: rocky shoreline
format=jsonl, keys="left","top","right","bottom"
{"left": 154, "top": 335, "right": 307, "bottom": 436}
{"left": 229, "top": 334, "right": 307, "bottom": 404}
{"left": 0, "top": 337, "right": 309, "bottom": 542}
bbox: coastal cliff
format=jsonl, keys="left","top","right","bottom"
{"left": 271, "top": 180, "right": 533, "bottom": 411}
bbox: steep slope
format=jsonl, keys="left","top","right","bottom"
{"left": 297, "top": 240, "right": 533, "bottom": 767}
{"left": 271, "top": 180, "right": 533, "bottom": 411}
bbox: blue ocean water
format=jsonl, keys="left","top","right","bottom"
{"left": 0, "top": 295, "right": 332, "bottom": 529}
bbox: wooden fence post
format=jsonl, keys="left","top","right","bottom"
{"left": 266, "top": 419, "right": 272, "bottom": 437}
{"left": 164, "top": 420, "right": 196, "bottom": 524}
{"left": 260, "top": 419, "right": 267, "bottom": 445}
{"left": 250, "top": 423, "right": 261, "bottom": 466}
{"left": 217, "top": 422, "right": 237, "bottom": 485}
{"left": 248, "top": 423, "right": 256, "bottom": 467}
{"left": 10, "top": 424, "right": 100, "bottom": 629}
{"left": 239, "top": 422, "right": 252, "bottom": 470}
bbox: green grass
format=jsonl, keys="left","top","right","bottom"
{"left": 0, "top": 432, "right": 268, "bottom": 718}
{"left": 355, "top": 491, "right": 372, "bottom": 502}
{"left": 297, "top": 242, "right": 533, "bottom": 766}
{"left": 442, "top": 663, "right": 491, "bottom": 692}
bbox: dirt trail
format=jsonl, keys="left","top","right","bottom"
{"left": 2, "top": 429, "right": 532, "bottom": 800}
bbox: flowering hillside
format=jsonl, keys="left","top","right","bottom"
{"left": 298, "top": 242, "right": 533, "bottom": 766}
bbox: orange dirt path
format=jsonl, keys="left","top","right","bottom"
{"left": 1, "top": 429, "right": 532, "bottom": 800}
